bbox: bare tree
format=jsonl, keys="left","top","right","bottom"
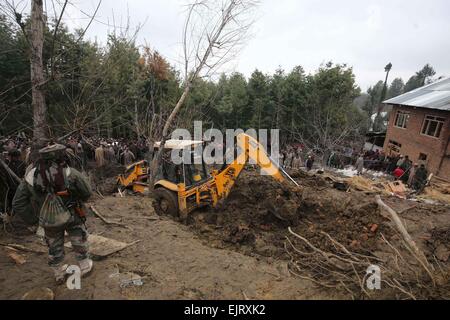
{"left": 148, "top": 0, "right": 259, "bottom": 186}
{"left": 287, "top": 102, "right": 366, "bottom": 165}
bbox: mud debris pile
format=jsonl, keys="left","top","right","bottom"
{"left": 190, "top": 169, "right": 392, "bottom": 258}
{"left": 189, "top": 168, "right": 450, "bottom": 299}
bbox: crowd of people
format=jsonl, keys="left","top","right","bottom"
{"left": 64, "top": 136, "right": 150, "bottom": 170}
{"left": 1, "top": 134, "right": 432, "bottom": 205}
{"left": 0, "top": 134, "right": 152, "bottom": 240}
{"left": 0, "top": 135, "right": 151, "bottom": 177}
{"left": 279, "top": 145, "right": 316, "bottom": 171}
{"left": 278, "top": 142, "right": 429, "bottom": 192}
{"left": 354, "top": 149, "right": 429, "bottom": 191}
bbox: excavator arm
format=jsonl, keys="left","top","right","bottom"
{"left": 213, "top": 133, "right": 289, "bottom": 200}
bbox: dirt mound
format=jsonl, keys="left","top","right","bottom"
{"left": 188, "top": 169, "right": 450, "bottom": 299}
{"left": 189, "top": 168, "right": 391, "bottom": 259}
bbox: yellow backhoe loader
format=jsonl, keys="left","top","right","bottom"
{"left": 151, "top": 133, "right": 299, "bottom": 221}
{"left": 117, "top": 160, "right": 149, "bottom": 194}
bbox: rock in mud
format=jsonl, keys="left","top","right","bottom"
{"left": 435, "top": 244, "right": 450, "bottom": 262}
{"left": 22, "top": 288, "right": 54, "bottom": 300}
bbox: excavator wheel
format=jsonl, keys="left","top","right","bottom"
{"left": 153, "top": 188, "right": 179, "bottom": 218}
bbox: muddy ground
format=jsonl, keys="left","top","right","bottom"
{"left": 0, "top": 195, "right": 331, "bottom": 300}
{"left": 188, "top": 169, "right": 450, "bottom": 299}
{"left": 1, "top": 167, "right": 450, "bottom": 300}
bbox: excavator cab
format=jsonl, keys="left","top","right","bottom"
{"left": 155, "top": 144, "right": 209, "bottom": 188}
{"left": 152, "top": 139, "right": 213, "bottom": 219}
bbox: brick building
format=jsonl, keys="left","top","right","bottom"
{"left": 383, "top": 77, "right": 450, "bottom": 181}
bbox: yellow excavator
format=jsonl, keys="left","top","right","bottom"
{"left": 117, "top": 160, "right": 149, "bottom": 194}
{"left": 150, "top": 133, "right": 299, "bottom": 221}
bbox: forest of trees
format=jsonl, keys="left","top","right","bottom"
{"left": 0, "top": 10, "right": 443, "bottom": 152}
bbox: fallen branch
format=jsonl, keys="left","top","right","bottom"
{"left": 90, "top": 205, "right": 131, "bottom": 229}
{"left": 0, "top": 242, "right": 45, "bottom": 254}
{"left": 241, "top": 290, "right": 250, "bottom": 300}
{"left": 124, "top": 240, "right": 141, "bottom": 249}
{"left": 375, "top": 195, "right": 435, "bottom": 285}
{"left": 96, "top": 187, "right": 105, "bottom": 199}
{"left": 0, "top": 158, "right": 21, "bottom": 184}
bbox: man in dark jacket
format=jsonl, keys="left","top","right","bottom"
{"left": 412, "top": 164, "right": 428, "bottom": 191}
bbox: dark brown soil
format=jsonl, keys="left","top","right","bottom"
{"left": 189, "top": 169, "right": 392, "bottom": 260}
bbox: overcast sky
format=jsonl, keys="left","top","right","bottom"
{"left": 59, "top": 0, "right": 450, "bottom": 90}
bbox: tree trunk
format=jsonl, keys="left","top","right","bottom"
{"left": 30, "top": 0, "right": 47, "bottom": 143}
{"left": 134, "top": 99, "right": 140, "bottom": 137}
{"left": 148, "top": 84, "right": 191, "bottom": 189}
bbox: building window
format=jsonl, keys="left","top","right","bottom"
{"left": 421, "top": 115, "right": 445, "bottom": 138}
{"left": 419, "top": 153, "right": 427, "bottom": 161}
{"left": 394, "top": 111, "right": 410, "bottom": 128}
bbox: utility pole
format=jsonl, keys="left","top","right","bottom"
{"left": 373, "top": 63, "right": 392, "bottom": 132}
{"left": 380, "top": 62, "right": 392, "bottom": 103}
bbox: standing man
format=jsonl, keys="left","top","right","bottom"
{"left": 407, "top": 163, "right": 418, "bottom": 187}
{"left": 412, "top": 164, "right": 428, "bottom": 191}
{"left": 6, "top": 149, "right": 26, "bottom": 178}
{"left": 400, "top": 155, "right": 412, "bottom": 171}
{"left": 399, "top": 155, "right": 412, "bottom": 183}
{"left": 396, "top": 155, "right": 405, "bottom": 168}
{"left": 122, "top": 147, "right": 136, "bottom": 166}
{"left": 306, "top": 155, "right": 314, "bottom": 171}
{"left": 95, "top": 143, "right": 105, "bottom": 168}
{"left": 292, "top": 153, "right": 301, "bottom": 170}
{"left": 355, "top": 154, "right": 364, "bottom": 176}
{"left": 13, "top": 144, "right": 93, "bottom": 283}
{"left": 285, "top": 149, "right": 294, "bottom": 169}
{"left": 107, "top": 144, "right": 116, "bottom": 164}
